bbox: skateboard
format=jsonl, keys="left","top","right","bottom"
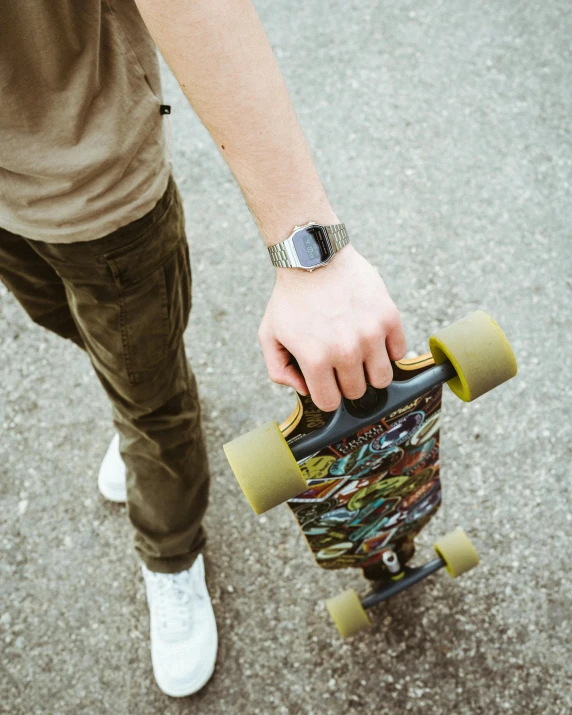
{"left": 223, "top": 311, "right": 517, "bottom": 637}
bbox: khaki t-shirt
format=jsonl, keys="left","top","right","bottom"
{"left": 0, "top": 0, "right": 171, "bottom": 243}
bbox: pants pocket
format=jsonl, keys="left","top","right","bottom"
{"left": 163, "top": 239, "right": 192, "bottom": 352}
{"left": 103, "top": 187, "right": 192, "bottom": 384}
{"left": 118, "top": 264, "right": 170, "bottom": 377}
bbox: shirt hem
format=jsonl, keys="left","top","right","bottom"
{"left": 0, "top": 165, "right": 172, "bottom": 244}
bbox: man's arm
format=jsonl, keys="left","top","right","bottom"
{"left": 134, "top": 0, "right": 407, "bottom": 410}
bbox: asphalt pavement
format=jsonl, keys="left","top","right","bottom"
{"left": 1, "top": 1, "right": 571, "bottom": 713}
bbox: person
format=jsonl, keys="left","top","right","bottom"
{"left": 0, "top": 0, "right": 407, "bottom": 698}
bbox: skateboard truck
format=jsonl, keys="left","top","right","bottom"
{"left": 326, "top": 527, "right": 480, "bottom": 638}
{"left": 289, "top": 360, "right": 457, "bottom": 462}
{"left": 224, "top": 311, "right": 517, "bottom": 515}
{"left": 362, "top": 556, "right": 445, "bottom": 608}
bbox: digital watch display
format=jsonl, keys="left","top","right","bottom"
{"left": 292, "top": 225, "right": 332, "bottom": 268}
{"left": 267, "top": 222, "right": 350, "bottom": 270}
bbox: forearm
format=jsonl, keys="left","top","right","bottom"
{"left": 134, "top": 0, "right": 338, "bottom": 246}
{"left": 135, "top": 0, "right": 406, "bottom": 411}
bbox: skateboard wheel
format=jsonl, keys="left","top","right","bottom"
{"left": 434, "top": 527, "right": 480, "bottom": 578}
{"left": 223, "top": 421, "right": 307, "bottom": 514}
{"left": 326, "top": 589, "right": 372, "bottom": 639}
{"left": 429, "top": 310, "right": 517, "bottom": 402}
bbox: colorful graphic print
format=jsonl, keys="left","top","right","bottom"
{"left": 286, "top": 384, "right": 443, "bottom": 570}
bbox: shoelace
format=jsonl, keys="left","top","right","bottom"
{"left": 149, "top": 570, "right": 203, "bottom": 640}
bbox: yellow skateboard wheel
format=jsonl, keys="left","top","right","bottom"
{"left": 223, "top": 421, "right": 307, "bottom": 514}
{"left": 429, "top": 310, "right": 517, "bottom": 402}
{"left": 434, "top": 527, "right": 480, "bottom": 578}
{"left": 326, "top": 588, "right": 372, "bottom": 638}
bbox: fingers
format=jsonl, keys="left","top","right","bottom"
{"left": 260, "top": 331, "right": 341, "bottom": 410}
{"left": 298, "top": 354, "right": 341, "bottom": 412}
{"left": 259, "top": 304, "right": 407, "bottom": 412}
{"left": 363, "top": 350, "right": 393, "bottom": 389}
{"left": 364, "top": 308, "right": 407, "bottom": 388}
{"left": 332, "top": 342, "right": 368, "bottom": 401}
{"left": 385, "top": 310, "right": 407, "bottom": 362}
{"left": 259, "top": 332, "right": 309, "bottom": 395}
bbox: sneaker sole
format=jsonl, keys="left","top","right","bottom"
{"left": 152, "top": 624, "right": 218, "bottom": 697}
{"left": 97, "top": 478, "right": 127, "bottom": 503}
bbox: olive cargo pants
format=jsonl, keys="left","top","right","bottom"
{"left": 0, "top": 176, "right": 210, "bottom": 573}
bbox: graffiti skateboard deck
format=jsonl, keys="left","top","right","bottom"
{"left": 224, "top": 311, "right": 517, "bottom": 637}
{"left": 280, "top": 354, "right": 443, "bottom": 574}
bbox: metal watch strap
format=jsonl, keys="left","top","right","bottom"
{"left": 268, "top": 223, "right": 350, "bottom": 268}
{"left": 325, "top": 223, "right": 350, "bottom": 253}
{"left": 267, "top": 241, "right": 292, "bottom": 268}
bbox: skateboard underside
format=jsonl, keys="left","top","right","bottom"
{"left": 285, "top": 377, "right": 443, "bottom": 571}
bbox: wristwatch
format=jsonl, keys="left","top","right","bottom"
{"left": 268, "top": 221, "right": 350, "bottom": 271}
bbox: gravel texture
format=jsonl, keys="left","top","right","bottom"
{"left": 1, "top": 1, "right": 571, "bottom": 713}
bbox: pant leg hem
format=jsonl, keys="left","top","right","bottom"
{"left": 139, "top": 547, "right": 203, "bottom": 574}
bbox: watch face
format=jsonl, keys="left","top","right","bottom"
{"left": 292, "top": 225, "right": 332, "bottom": 268}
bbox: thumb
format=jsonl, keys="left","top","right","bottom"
{"left": 259, "top": 334, "right": 309, "bottom": 396}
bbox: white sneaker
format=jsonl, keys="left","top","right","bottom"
{"left": 97, "top": 433, "right": 127, "bottom": 503}
{"left": 142, "top": 555, "right": 218, "bottom": 697}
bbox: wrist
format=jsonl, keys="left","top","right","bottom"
{"left": 269, "top": 215, "right": 351, "bottom": 273}
{"left": 275, "top": 242, "right": 356, "bottom": 282}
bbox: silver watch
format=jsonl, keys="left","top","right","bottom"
{"left": 268, "top": 222, "right": 350, "bottom": 271}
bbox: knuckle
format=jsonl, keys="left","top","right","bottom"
{"left": 333, "top": 341, "right": 359, "bottom": 365}
{"left": 266, "top": 367, "right": 283, "bottom": 383}
{"left": 305, "top": 353, "right": 327, "bottom": 372}
{"left": 384, "top": 305, "right": 402, "bottom": 330}
{"left": 361, "top": 321, "right": 384, "bottom": 344}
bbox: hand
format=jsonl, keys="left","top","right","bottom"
{"left": 258, "top": 244, "right": 407, "bottom": 411}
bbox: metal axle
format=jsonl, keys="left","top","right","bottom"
{"left": 361, "top": 557, "right": 445, "bottom": 610}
